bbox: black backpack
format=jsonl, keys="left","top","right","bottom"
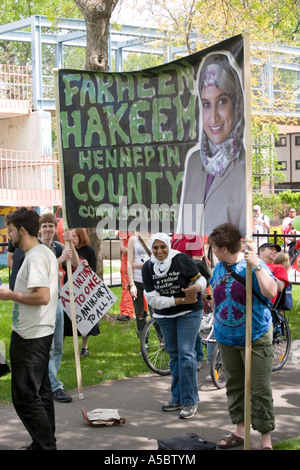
{"left": 274, "top": 284, "right": 293, "bottom": 311}
{"left": 157, "top": 433, "right": 216, "bottom": 450}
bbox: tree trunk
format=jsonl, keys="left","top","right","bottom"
{"left": 74, "top": 0, "right": 120, "bottom": 277}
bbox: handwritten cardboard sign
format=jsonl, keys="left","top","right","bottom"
{"left": 60, "top": 264, "right": 117, "bottom": 336}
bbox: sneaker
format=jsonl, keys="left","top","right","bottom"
{"left": 205, "top": 373, "right": 213, "bottom": 382}
{"left": 117, "top": 314, "right": 131, "bottom": 321}
{"left": 53, "top": 388, "right": 73, "bottom": 403}
{"left": 179, "top": 404, "right": 198, "bottom": 419}
{"left": 161, "top": 401, "right": 181, "bottom": 412}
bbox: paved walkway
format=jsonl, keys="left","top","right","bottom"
{"left": 0, "top": 358, "right": 299, "bottom": 451}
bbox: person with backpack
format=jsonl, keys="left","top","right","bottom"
{"left": 208, "top": 223, "right": 277, "bottom": 450}
{"left": 257, "top": 242, "right": 289, "bottom": 306}
{"left": 274, "top": 252, "right": 293, "bottom": 311}
{"left": 39, "top": 212, "right": 79, "bottom": 403}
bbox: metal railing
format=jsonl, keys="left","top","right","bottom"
{"left": 0, "top": 64, "right": 32, "bottom": 114}
{"left": 0, "top": 239, "right": 122, "bottom": 288}
{"left": 0, "top": 149, "right": 61, "bottom": 206}
{"left": 252, "top": 231, "right": 300, "bottom": 284}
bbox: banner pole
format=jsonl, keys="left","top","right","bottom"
{"left": 242, "top": 31, "right": 252, "bottom": 450}
{"left": 53, "top": 69, "right": 84, "bottom": 400}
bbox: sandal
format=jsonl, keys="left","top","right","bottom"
{"left": 80, "top": 348, "right": 89, "bottom": 357}
{"left": 218, "top": 433, "right": 244, "bottom": 449}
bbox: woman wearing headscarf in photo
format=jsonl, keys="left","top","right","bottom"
{"left": 142, "top": 233, "right": 207, "bottom": 419}
{"left": 177, "top": 52, "right": 246, "bottom": 237}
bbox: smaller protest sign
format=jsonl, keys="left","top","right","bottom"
{"left": 60, "top": 263, "right": 117, "bottom": 336}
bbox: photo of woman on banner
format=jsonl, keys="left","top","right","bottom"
{"left": 177, "top": 51, "right": 246, "bottom": 237}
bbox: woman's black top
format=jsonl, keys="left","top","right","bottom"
{"left": 142, "top": 253, "right": 203, "bottom": 316}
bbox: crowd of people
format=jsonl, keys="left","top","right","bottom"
{"left": 0, "top": 205, "right": 296, "bottom": 450}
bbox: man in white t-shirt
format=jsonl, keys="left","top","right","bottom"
{"left": 253, "top": 205, "right": 270, "bottom": 245}
{"left": 0, "top": 208, "right": 58, "bottom": 450}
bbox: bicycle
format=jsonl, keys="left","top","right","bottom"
{"left": 140, "top": 308, "right": 291, "bottom": 385}
{"left": 140, "top": 316, "right": 170, "bottom": 376}
{"left": 272, "top": 310, "right": 291, "bottom": 371}
{"left": 199, "top": 311, "right": 226, "bottom": 389}
{"left": 140, "top": 311, "right": 226, "bottom": 388}
{"left": 140, "top": 293, "right": 214, "bottom": 377}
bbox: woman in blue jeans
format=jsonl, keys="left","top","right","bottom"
{"left": 142, "top": 233, "right": 207, "bottom": 419}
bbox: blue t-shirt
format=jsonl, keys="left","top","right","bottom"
{"left": 211, "top": 259, "right": 273, "bottom": 346}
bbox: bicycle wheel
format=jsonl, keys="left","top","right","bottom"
{"left": 210, "top": 344, "right": 226, "bottom": 389}
{"left": 272, "top": 312, "right": 291, "bottom": 371}
{"left": 140, "top": 317, "right": 170, "bottom": 376}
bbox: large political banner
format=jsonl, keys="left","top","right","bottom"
{"left": 56, "top": 34, "right": 248, "bottom": 236}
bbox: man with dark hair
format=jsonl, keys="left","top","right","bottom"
{"left": 0, "top": 207, "right": 58, "bottom": 450}
{"left": 39, "top": 212, "right": 78, "bottom": 403}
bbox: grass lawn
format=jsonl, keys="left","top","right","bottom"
{"left": 0, "top": 285, "right": 151, "bottom": 404}
{"left": 1, "top": 271, "right": 300, "bottom": 449}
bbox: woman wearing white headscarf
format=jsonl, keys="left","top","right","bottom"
{"left": 142, "top": 232, "right": 207, "bottom": 419}
{"left": 177, "top": 52, "right": 246, "bottom": 237}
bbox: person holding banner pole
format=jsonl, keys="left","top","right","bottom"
{"left": 208, "top": 223, "right": 277, "bottom": 450}
{"left": 62, "top": 228, "right": 99, "bottom": 357}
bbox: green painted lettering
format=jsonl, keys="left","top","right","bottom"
{"left": 158, "top": 71, "right": 175, "bottom": 95}
{"left": 137, "top": 74, "right": 155, "bottom": 98}
{"left": 79, "top": 150, "right": 92, "bottom": 170}
{"left": 62, "top": 73, "right": 81, "bottom": 106}
{"left": 84, "top": 107, "right": 107, "bottom": 147}
{"left": 145, "top": 172, "right": 163, "bottom": 203}
{"left": 95, "top": 74, "right": 114, "bottom": 103}
{"left": 152, "top": 97, "right": 173, "bottom": 141}
{"left": 130, "top": 100, "right": 151, "bottom": 144}
{"left": 103, "top": 104, "right": 130, "bottom": 145}
{"left": 144, "top": 147, "right": 155, "bottom": 166}
{"left": 107, "top": 173, "right": 124, "bottom": 203}
{"left": 88, "top": 174, "right": 105, "bottom": 202}
{"left": 80, "top": 73, "right": 96, "bottom": 106}
{"left": 60, "top": 110, "right": 82, "bottom": 149}
{"left": 127, "top": 172, "right": 142, "bottom": 204}
{"left": 119, "top": 147, "right": 132, "bottom": 167}
{"left": 105, "top": 148, "right": 118, "bottom": 168}
{"left": 115, "top": 73, "right": 134, "bottom": 101}
{"left": 165, "top": 171, "right": 184, "bottom": 204}
{"left": 73, "top": 174, "right": 87, "bottom": 201}
{"left": 173, "top": 94, "right": 197, "bottom": 140}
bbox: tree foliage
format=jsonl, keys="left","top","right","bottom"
{"left": 142, "top": 0, "right": 300, "bottom": 52}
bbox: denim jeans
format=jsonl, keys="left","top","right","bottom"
{"left": 156, "top": 309, "right": 202, "bottom": 405}
{"left": 48, "top": 299, "right": 64, "bottom": 392}
{"left": 10, "top": 331, "right": 56, "bottom": 450}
